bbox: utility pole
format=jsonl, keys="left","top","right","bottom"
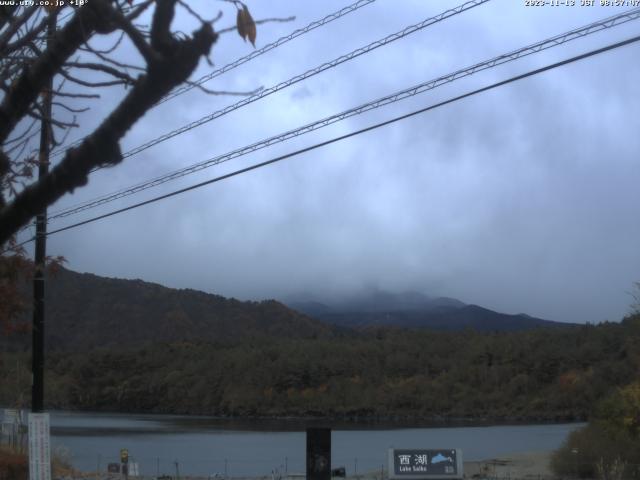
{"left": 32, "top": 10, "right": 56, "bottom": 413}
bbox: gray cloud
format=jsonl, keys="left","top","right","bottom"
{"left": 34, "top": 0, "right": 640, "bottom": 325}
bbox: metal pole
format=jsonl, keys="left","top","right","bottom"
{"left": 32, "top": 8, "right": 56, "bottom": 414}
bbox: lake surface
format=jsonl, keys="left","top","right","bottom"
{"left": 47, "top": 411, "right": 583, "bottom": 477}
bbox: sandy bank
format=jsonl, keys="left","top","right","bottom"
{"left": 463, "top": 451, "right": 553, "bottom": 478}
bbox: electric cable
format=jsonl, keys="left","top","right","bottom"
{"left": 49, "top": 0, "right": 490, "bottom": 167}
{"left": 29, "top": 33, "right": 640, "bottom": 244}
{"left": 48, "top": 0, "right": 377, "bottom": 157}
{"left": 160, "top": 0, "right": 377, "bottom": 105}
{"left": 46, "top": 7, "right": 640, "bottom": 223}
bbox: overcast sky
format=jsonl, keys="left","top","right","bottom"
{"left": 21, "top": 0, "right": 640, "bottom": 324}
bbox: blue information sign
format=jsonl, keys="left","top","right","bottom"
{"left": 388, "top": 449, "right": 463, "bottom": 479}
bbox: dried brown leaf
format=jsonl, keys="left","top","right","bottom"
{"left": 236, "top": 7, "right": 247, "bottom": 41}
{"left": 243, "top": 5, "right": 256, "bottom": 47}
{"left": 236, "top": 4, "right": 256, "bottom": 47}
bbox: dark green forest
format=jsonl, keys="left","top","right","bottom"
{"left": 2, "top": 314, "right": 638, "bottom": 420}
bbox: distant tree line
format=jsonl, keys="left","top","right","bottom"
{"left": 1, "top": 314, "right": 638, "bottom": 422}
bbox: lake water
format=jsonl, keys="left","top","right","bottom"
{"left": 47, "top": 411, "right": 583, "bottom": 477}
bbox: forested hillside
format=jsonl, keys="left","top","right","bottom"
{"left": 3, "top": 267, "right": 573, "bottom": 355}
{"left": 2, "top": 267, "right": 334, "bottom": 351}
{"left": 2, "top": 314, "right": 638, "bottom": 421}
{"left": 306, "top": 304, "right": 565, "bottom": 331}
{"left": 2, "top": 267, "right": 637, "bottom": 422}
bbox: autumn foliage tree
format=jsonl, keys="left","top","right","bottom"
{"left": 0, "top": 249, "right": 31, "bottom": 335}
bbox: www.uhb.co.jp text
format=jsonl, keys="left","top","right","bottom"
{"left": 0, "top": 0, "right": 87, "bottom": 7}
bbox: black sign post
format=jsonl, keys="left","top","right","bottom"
{"left": 306, "top": 428, "right": 331, "bottom": 480}
{"left": 388, "top": 449, "right": 463, "bottom": 480}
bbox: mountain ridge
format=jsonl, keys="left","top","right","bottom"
{"left": 285, "top": 290, "right": 572, "bottom": 331}
{"left": 5, "top": 268, "right": 574, "bottom": 352}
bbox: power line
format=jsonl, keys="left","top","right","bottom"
{"left": 115, "top": 0, "right": 489, "bottom": 161}
{"left": 46, "top": 0, "right": 490, "bottom": 218}
{"left": 33, "top": 34, "right": 640, "bottom": 243}
{"left": 159, "top": 0, "right": 377, "bottom": 105}
{"left": 46, "top": 7, "right": 640, "bottom": 223}
{"left": 49, "top": 0, "right": 378, "bottom": 157}
{"left": 48, "top": 0, "right": 489, "bottom": 174}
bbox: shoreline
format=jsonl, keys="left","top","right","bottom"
{"left": 45, "top": 408, "right": 587, "bottom": 430}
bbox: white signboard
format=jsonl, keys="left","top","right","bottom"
{"left": 3, "top": 409, "right": 19, "bottom": 423}
{"left": 28, "top": 413, "right": 51, "bottom": 480}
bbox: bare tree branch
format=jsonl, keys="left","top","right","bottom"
{"left": 0, "top": 0, "right": 267, "bottom": 249}
{"left": 0, "top": 0, "right": 120, "bottom": 144}
{"left": 2, "top": 14, "right": 47, "bottom": 56}
{"left": 4, "top": 133, "right": 35, "bottom": 158}
{"left": 126, "top": 0, "right": 155, "bottom": 22}
{"left": 59, "top": 67, "right": 131, "bottom": 88}
{"left": 112, "top": 10, "right": 158, "bottom": 64}
{"left": 79, "top": 30, "right": 125, "bottom": 55}
{"left": 0, "top": 5, "right": 38, "bottom": 53}
{"left": 0, "top": 0, "right": 219, "bottom": 244}
{"left": 51, "top": 101, "right": 90, "bottom": 114}
{"left": 150, "top": 0, "right": 178, "bottom": 54}
{"left": 51, "top": 90, "right": 100, "bottom": 99}
{"left": 28, "top": 106, "right": 79, "bottom": 129}
{"left": 0, "top": 5, "right": 18, "bottom": 32}
{"left": 80, "top": 42, "right": 146, "bottom": 72}
{"left": 64, "top": 61, "right": 137, "bottom": 83}
{"left": 178, "top": 0, "right": 222, "bottom": 26}
{"left": 3, "top": 117, "right": 38, "bottom": 146}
